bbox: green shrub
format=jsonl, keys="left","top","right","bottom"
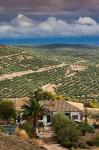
{"left": 38, "top": 121, "right": 44, "bottom": 128}
{"left": 79, "top": 142, "right": 87, "bottom": 149}
{"left": 92, "top": 135, "right": 99, "bottom": 146}
{"left": 0, "top": 126, "right": 5, "bottom": 133}
{"left": 78, "top": 122, "right": 94, "bottom": 135}
{"left": 52, "top": 113, "right": 81, "bottom": 149}
{"left": 87, "top": 136, "right": 99, "bottom": 147}
{"left": 19, "top": 123, "right": 33, "bottom": 138}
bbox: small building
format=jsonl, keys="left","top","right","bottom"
{"left": 41, "top": 100, "right": 83, "bottom": 125}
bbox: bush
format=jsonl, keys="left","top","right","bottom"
{"left": 52, "top": 113, "right": 81, "bottom": 149}
{"left": 78, "top": 122, "right": 94, "bottom": 136}
{"left": 17, "top": 129, "right": 29, "bottom": 140}
{"left": 38, "top": 121, "right": 44, "bottom": 128}
{"left": 79, "top": 142, "right": 87, "bottom": 149}
{"left": 0, "top": 126, "right": 5, "bottom": 133}
{"left": 0, "top": 100, "right": 16, "bottom": 123}
{"left": 92, "top": 135, "right": 99, "bottom": 146}
{"left": 19, "top": 123, "right": 34, "bottom": 138}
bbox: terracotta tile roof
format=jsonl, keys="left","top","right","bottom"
{"left": 87, "top": 108, "right": 99, "bottom": 114}
{"left": 43, "top": 100, "right": 83, "bottom": 112}
{"left": 67, "top": 101, "right": 83, "bottom": 111}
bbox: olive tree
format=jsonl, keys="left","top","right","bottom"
{"left": 0, "top": 100, "right": 16, "bottom": 124}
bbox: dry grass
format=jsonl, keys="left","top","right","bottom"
{"left": 0, "top": 132, "right": 46, "bottom": 150}
{"left": 15, "top": 128, "right": 29, "bottom": 141}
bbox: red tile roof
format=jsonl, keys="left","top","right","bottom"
{"left": 43, "top": 100, "right": 83, "bottom": 112}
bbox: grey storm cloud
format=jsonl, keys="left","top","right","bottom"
{"left": 0, "top": 0, "right": 99, "bottom": 12}
{"left": 0, "top": 14, "right": 99, "bottom": 38}
{"left": 0, "top": 0, "right": 99, "bottom": 38}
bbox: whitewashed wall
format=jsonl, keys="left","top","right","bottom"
{"left": 70, "top": 112, "right": 81, "bottom": 121}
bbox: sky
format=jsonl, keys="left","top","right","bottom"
{"left": 0, "top": 0, "right": 99, "bottom": 44}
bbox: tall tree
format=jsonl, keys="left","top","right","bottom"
{"left": 0, "top": 100, "right": 16, "bottom": 124}
{"left": 22, "top": 98, "right": 44, "bottom": 128}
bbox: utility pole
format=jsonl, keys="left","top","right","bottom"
{"left": 84, "top": 94, "right": 88, "bottom": 124}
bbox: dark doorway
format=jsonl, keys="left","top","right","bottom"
{"left": 47, "top": 115, "right": 51, "bottom": 123}
{"left": 65, "top": 113, "right": 70, "bottom": 119}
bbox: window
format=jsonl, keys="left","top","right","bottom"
{"left": 72, "top": 115, "right": 78, "bottom": 120}
{"left": 65, "top": 113, "right": 70, "bottom": 118}
{"left": 47, "top": 115, "right": 51, "bottom": 123}
{"left": 40, "top": 115, "right": 43, "bottom": 120}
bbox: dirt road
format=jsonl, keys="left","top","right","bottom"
{"left": 0, "top": 63, "right": 65, "bottom": 81}
{"left": 38, "top": 129, "right": 67, "bottom": 150}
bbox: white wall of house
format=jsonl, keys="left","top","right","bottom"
{"left": 53, "top": 111, "right": 81, "bottom": 121}
{"left": 41, "top": 111, "right": 82, "bottom": 124}
{"left": 70, "top": 112, "right": 81, "bottom": 121}
{"left": 40, "top": 115, "right": 47, "bottom": 125}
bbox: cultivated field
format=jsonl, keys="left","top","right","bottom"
{"left": 0, "top": 44, "right": 99, "bottom": 100}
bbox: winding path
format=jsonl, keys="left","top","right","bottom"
{"left": 38, "top": 128, "right": 67, "bottom": 150}
{"left": 0, "top": 63, "right": 65, "bottom": 81}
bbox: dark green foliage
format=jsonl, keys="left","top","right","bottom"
{"left": 0, "top": 45, "right": 99, "bottom": 101}
{"left": 19, "top": 123, "right": 33, "bottom": 138}
{"left": 0, "top": 100, "right": 16, "bottom": 122}
{"left": 90, "top": 113, "right": 99, "bottom": 121}
{"left": 92, "top": 136, "right": 99, "bottom": 146}
{"left": 0, "top": 126, "right": 5, "bottom": 133}
{"left": 52, "top": 113, "right": 81, "bottom": 148}
{"left": 38, "top": 121, "right": 44, "bottom": 128}
{"left": 22, "top": 97, "right": 44, "bottom": 128}
{"left": 34, "top": 88, "right": 56, "bottom": 101}
{"left": 78, "top": 142, "right": 88, "bottom": 149}
{"left": 87, "top": 135, "right": 99, "bottom": 147}
{"left": 78, "top": 122, "right": 94, "bottom": 135}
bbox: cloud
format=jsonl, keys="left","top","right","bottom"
{"left": 77, "top": 17, "right": 96, "bottom": 25}
{"left": 1, "top": 0, "right": 99, "bottom": 23}
{"left": 1, "top": 0, "right": 99, "bottom": 11}
{"left": 0, "top": 6, "right": 6, "bottom": 14}
{"left": 0, "top": 14, "right": 99, "bottom": 38}
{"left": 11, "top": 14, "right": 34, "bottom": 27}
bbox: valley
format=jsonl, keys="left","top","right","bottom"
{"left": 0, "top": 44, "right": 99, "bottom": 100}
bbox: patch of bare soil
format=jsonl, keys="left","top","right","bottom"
{"left": 42, "top": 84, "right": 58, "bottom": 94}
{"left": 0, "top": 53, "right": 21, "bottom": 59}
{"left": 66, "top": 62, "right": 87, "bottom": 77}
{"left": 4, "top": 97, "right": 29, "bottom": 111}
{"left": 38, "top": 129, "right": 67, "bottom": 150}
{"left": 0, "top": 63, "right": 65, "bottom": 81}
{"left": 78, "top": 129, "right": 99, "bottom": 150}
{"left": 0, "top": 133, "right": 45, "bottom": 150}
{"left": 96, "top": 64, "right": 99, "bottom": 67}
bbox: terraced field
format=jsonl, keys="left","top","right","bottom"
{"left": 0, "top": 44, "right": 99, "bottom": 100}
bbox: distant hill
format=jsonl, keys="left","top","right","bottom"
{"left": 36, "top": 44, "right": 97, "bottom": 49}
{"left": 0, "top": 44, "right": 99, "bottom": 100}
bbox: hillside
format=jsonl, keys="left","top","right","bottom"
{"left": 0, "top": 133, "right": 44, "bottom": 150}
{"left": 0, "top": 44, "right": 99, "bottom": 100}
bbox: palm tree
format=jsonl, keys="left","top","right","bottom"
{"left": 22, "top": 98, "right": 44, "bottom": 129}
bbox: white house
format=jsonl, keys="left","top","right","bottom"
{"left": 41, "top": 100, "right": 83, "bottom": 125}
